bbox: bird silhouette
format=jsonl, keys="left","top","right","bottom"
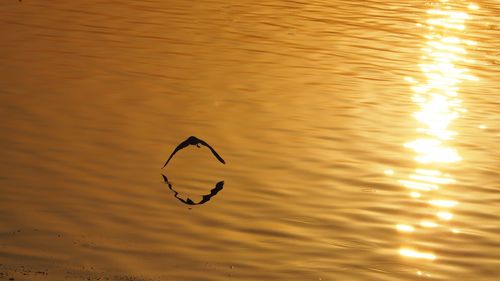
{"left": 161, "top": 136, "right": 225, "bottom": 168}
{"left": 162, "top": 174, "right": 224, "bottom": 205}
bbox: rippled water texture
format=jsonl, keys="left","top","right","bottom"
{"left": 1, "top": 0, "right": 499, "bottom": 280}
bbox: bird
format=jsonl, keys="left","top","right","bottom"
{"left": 161, "top": 136, "right": 225, "bottom": 168}
{"left": 162, "top": 174, "right": 224, "bottom": 205}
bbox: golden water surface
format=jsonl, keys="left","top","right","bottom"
{"left": 1, "top": 0, "right": 499, "bottom": 280}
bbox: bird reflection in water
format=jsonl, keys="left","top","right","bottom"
{"left": 162, "top": 174, "right": 224, "bottom": 206}
{"left": 395, "top": 0, "right": 479, "bottom": 269}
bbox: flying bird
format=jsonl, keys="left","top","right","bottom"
{"left": 162, "top": 174, "right": 224, "bottom": 205}
{"left": 161, "top": 136, "right": 225, "bottom": 168}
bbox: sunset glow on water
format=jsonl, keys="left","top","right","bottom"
{"left": 397, "top": 0, "right": 479, "bottom": 268}
{"left": 1, "top": 0, "right": 499, "bottom": 280}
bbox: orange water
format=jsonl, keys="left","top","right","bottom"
{"left": 1, "top": 0, "right": 499, "bottom": 280}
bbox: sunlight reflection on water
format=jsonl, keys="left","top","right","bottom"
{"left": 396, "top": 0, "right": 480, "bottom": 270}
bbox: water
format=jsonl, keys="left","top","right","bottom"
{"left": 1, "top": 0, "right": 499, "bottom": 280}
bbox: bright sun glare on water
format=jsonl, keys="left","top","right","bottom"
{"left": 396, "top": 0, "right": 479, "bottom": 264}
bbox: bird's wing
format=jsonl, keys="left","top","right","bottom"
{"left": 198, "top": 181, "right": 224, "bottom": 204}
{"left": 161, "top": 140, "right": 190, "bottom": 168}
{"left": 161, "top": 174, "right": 170, "bottom": 183}
{"left": 165, "top": 178, "right": 190, "bottom": 204}
{"left": 163, "top": 173, "right": 199, "bottom": 205}
{"left": 199, "top": 140, "right": 226, "bottom": 164}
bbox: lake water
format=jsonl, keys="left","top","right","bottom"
{"left": 1, "top": 0, "right": 500, "bottom": 280}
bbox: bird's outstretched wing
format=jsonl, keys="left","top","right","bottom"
{"left": 198, "top": 181, "right": 224, "bottom": 204}
{"left": 161, "top": 140, "right": 191, "bottom": 168}
{"left": 162, "top": 174, "right": 191, "bottom": 204}
{"left": 199, "top": 140, "right": 226, "bottom": 164}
